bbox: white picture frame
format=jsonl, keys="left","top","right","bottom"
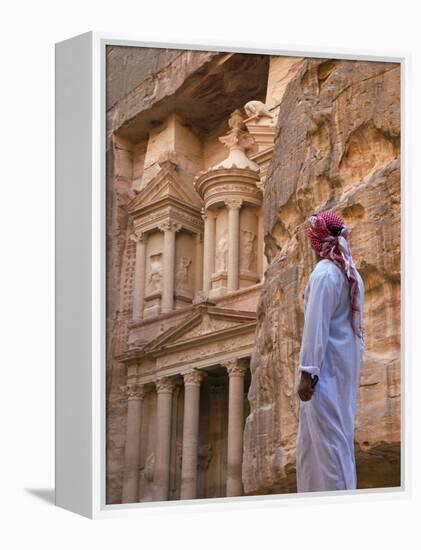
{"left": 55, "top": 31, "right": 410, "bottom": 519}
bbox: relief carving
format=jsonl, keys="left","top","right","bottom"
{"left": 158, "top": 333, "right": 255, "bottom": 368}
{"left": 146, "top": 253, "right": 163, "bottom": 294}
{"left": 240, "top": 230, "right": 257, "bottom": 272}
{"left": 175, "top": 256, "right": 192, "bottom": 290}
{"left": 144, "top": 452, "right": 155, "bottom": 482}
{"left": 178, "top": 317, "right": 239, "bottom": 342}
{"left": 198, "top": 443, "right": 213, "bottom": 472}
{"left": 215, "top": 237, "right": 228, "bottom": 272}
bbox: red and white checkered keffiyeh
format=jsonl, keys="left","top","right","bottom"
{"left": 307, "top": 210, "right": 363, "bottom": 339}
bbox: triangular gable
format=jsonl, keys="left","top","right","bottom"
{"left": 128, "top": 162, "right": 202, "bottom": 213}
{"left": 144, "top": 305, "right": 256, "bottom": 352}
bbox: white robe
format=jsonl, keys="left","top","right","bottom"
{"left": 296, "top": 258, "right": 365, "bottom": 492}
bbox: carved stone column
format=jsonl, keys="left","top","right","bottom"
{"left": 256, "top": 208, "right": 266, "bottom": 281}
{"left": 202, "top": 209, "right": 216, "bottom": 293}
{"left": 226, "top": 200, "right": 242, "bottom": 291}
{"left": 224, "top": 359, "right": 247, "bottom": 496}
{"left": 121, "top": 383, "right": 146, "bottom": 503}
{"left": 154, "top": 376, "right": 176, "bottom": 501}
{"left": 194, "top": 232, "right": 203, "bottom": 293}
{"left": 159, "top": 221, "right": 181, "bottom": 314}
{"left": 131, "top": 231, "right": 148, "bottom": 320}
{"left": 180, "top": 369, "right": 206, "bottom": 500}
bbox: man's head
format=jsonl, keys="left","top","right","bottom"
{"left": 307, "top": 210, "right": 345, "bottom": 257}
{"left": 306, "top": 209, "right": 363, "bottom": 338}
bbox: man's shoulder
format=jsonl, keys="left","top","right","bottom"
{"left": 311, "top": 259, "right": 340, "bottom": 279}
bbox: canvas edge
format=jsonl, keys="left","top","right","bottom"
{"left": 55, "top": 30, "right": 95, "bottom": 519}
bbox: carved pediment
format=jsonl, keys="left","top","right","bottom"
{"left": 144, "top": 305, "right": 256, "bottom": 353}
{"left": 128, "top": 162, "right": 202, "bottom": 214}
{"left": 177, "top": 315, "right": 240, "bottom": 343}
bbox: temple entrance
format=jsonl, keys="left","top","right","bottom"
{"left": 136, "top": 361, "right": 251, "bottom": 502}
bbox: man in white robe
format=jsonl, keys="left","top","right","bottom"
{"left": 296, "top": 210, "right": 365, "bottom": 492}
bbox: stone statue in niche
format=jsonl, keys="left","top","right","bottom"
{"left": 143, "top": 452, "right": 155, "bottom": 482}
{"left": 240, "top": 230, "right": 256, "bottom": 272}
{"left": 215, "top": 236, "right": 228, "bottom": 272}
{"left": 198, "top": 443, "right": 213, "bottom": 472}
{"left": 139, "top": 452, "right": 155, "bottom": 502}
{"left": 175, "top": 256, "right": 192, "bottom": 290}
{"left": 147, "top": 253, "right": 162, "bottom": 293}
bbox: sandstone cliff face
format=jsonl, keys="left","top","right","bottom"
{"left": 243, "top": 58, "right": 401, "bottom": 494}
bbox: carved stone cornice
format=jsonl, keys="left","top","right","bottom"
{"left": 222, "top": 358, "right": 248, "bottom": 377}
{"left": 194, "top": 168, "right": 262, "bottom": 211}
{"left": 256, "top": 180, "right": 265, "bottom": 191}
{"left": 182, "top": 368, "right": 207, "bottom": 387}
{"left": 155, "top": 376, "right": 176, "bottom": 394}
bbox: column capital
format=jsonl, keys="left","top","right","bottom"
{"left": 129, "top": 229, "right": 147, "bottom": 243}
{"left": 225, "top": 199, "right": 243, "bottom": 211}
{"left": 222, "top": 358, "right": 248, "bottom": 377}
{"left": 182, "top": 369, "right": 207, "bottom": 387}
{"left": 158, "top": 220, "right": 182, "bottom": 233}
{"left": 120, "top": 383, "right": 146, "bottom": 400}
{"left": 200, "top": 207, "right": 217, "bottom": 221}
{"left": 155, "top": 375, "right": 176, "bottom": 394}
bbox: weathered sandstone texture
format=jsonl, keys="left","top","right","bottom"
{"left": 242, "top": 58, "right": 401, "bottom": 494}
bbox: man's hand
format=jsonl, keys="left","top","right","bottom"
{"left": 298, "top": 371, "right": 314, "bottom": 402}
